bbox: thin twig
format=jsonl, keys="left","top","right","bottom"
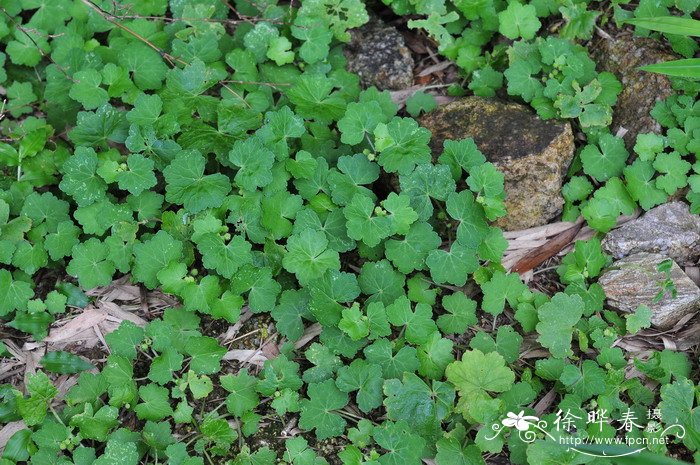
{"left": 80, "top": 0, "right": 186, "bottom": 66}
{"left": 221, "top": 79, "right": 291, "bottom": 88}
{"left": 0, "top": 7, "right": 74, "bottom": 82}
{"left": 80, "top": 0, "right": 252, "bottom": 108}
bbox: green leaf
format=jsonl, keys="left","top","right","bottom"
{"left": 105, "top": 321, "right": 145, "bottom": 360}
{"left": 70, "top": 69, "right": 109, "bottom": 110}
{"left": 40, "top": 351, "right": 94, "bottom": 374}
{"left": 9, "top": 308, "right": 53, "bottom": 340}
{"left": 68, "top": 104, "right": 129, "bottom": 147}
{"left": 185, "top": 371, "right": 213, "bottom": 400}
{"left": 148, "top": 348, "right": 184, "bottom": 385}
{"left": 426, "top": 242, "right": 478, "bottom": 287}
{"left": 94, "top": 439, "right": 139, "bottom": 465}
{"left": 196, "top": 233, "right": 252, "bottom": 279}
{"left": 338, "top": 101, "right": 385, "bottom": 145}
{"left": 446, "top": 349, "right": 514, "bottom": 418}
{"left": 299, "top": 379, "right": 349, "bottom": 439}
{"left": 373, "top": 421, "right": 427, "bottom": 465}
{"left": 498, "top": 2, "right": 541, "bottom": 40}
{"left": 559, "top": 359, "right": 606, "bottom": 400}
{"left": 580, "top": 134, "right": 629, "bottom": 182}
{"left": 287, "top": 75, "right": 345, "bottom": 123}
{"left": 640, "top": 58, "right": 700, "bottom": 78}
{"left": 16, "top": 371, "right": 57, "bottom": 426}
{"left": 438, "top": 292, "right": 478, "bottom": 334}
{"left": 126, "top": 93, "right": 163, "bottom": 126}
{"left": 102, "top": 355, "right": 137, "bottom": 407}
{"left": 66, "top": 238, "right": 116, "bottom": 290}
{"left": 59, "top": 147, "right": 107, "bottom": 207}
{"left": 625, "top": 16, "right": 700, "bottom": 37}
{"left": 385, "top": 222, "right": 441, "bottom": 274}
{"left": 135, "top": 384, "right": 173, "bottom": 421}
{"left": 653, "top": 151, "right": 691, "bottom": 194}
{"left": 335, "top": 359, "right": 384, "bottom": 413}
{"left": 364, "top": 338, "right": 420, "bottom": 379}
{"left": 386, "top": 296, "right": 437, "bottom": 345}
{"left": 221, "top": 369, "right": 260, "bottom": 417}
{"left": 383, "top": 373, "right": 454, "bottom": 433}
{"left": 132, "top": 231, "right": 183, "bottom": 289}
{"left": 116, "top": 154, "right": 157, "bottom": 195}
{"left": 283, "top": 229, "right": 340, "bottom": 286}
{"left": 436, "top": 437, "right": 485, "bottom": 465}
{"left": 626, "top": 304, "right": 653, "bottom": 334}
{"left": 405, "top": 92, "right": 437, "bottom": 118}
{"left": 624, "top": 160, "right": 668, "bottom": 210}
{"left": 0, "top": 269, "right": 34, "bottom": 317}
{"left": 358, "top": 260, "right": 406, "bottom": 306}
{"left": 70, "top": 404, "right": 119, "bottom": 442}
{"left": 185, "top": 336, "right": 226, "bottom": 374}
{"left": 339, "top": 304, "right": 370, "bottom": 341}
{"left": 343, "top": 194, "right": 392, "bottom": 247}
{"left": 229, "top": 136, "right": 275, "bottom": 191}
{"left": 374, "top": 117, "right": 432, "bottom": 175}
{"left": 536, "top": 293, "right": 584, "bottom": 359}
{"left": 119, "top": 43, "right": 168, "bottom": 90}
{"left": 417, "top": 332, "right": 455, "bottom": 379}
{"left": 163, "top": 150, "right": 232, "bottom": 213}
{"left": 481, "top": 271, "right": 527, "bottom": 316}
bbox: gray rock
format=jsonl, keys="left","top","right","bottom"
{"left": 598, "top": 252, "right": 700, "bottom": 329}
{"left": 593, "top": 35, "right": 678, "bottom": 147}
{"left": 419, "top": 97, "right": 575, "bottom": 230}
{"left": 344, "top": 19, "right": 414, "bottom": 90}
{"left": 602, "top": 202, "right": 700, "bottom": 265}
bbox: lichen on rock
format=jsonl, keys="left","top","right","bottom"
{"left": 343, "top": 18, "right": 414, "bottom": 91}
{"left": 593, "top": 35, "right": 678, "bottom": 147}
{"left": 602, "top": 201, "right": 700, "bottom": 266}
{"left": 598, "top": 252, "right": 700, "bottom": 329}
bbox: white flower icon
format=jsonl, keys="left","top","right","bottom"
{"left": 502, "top": 411, "right": 539, "bottom": 431}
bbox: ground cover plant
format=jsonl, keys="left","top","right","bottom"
{"left": 0, "top": 0, "right": 699, "bottom": 464}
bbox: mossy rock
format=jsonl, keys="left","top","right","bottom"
{"left": 593, "top": 35, "right": 678, "bottom": 147}
{"left": 599, "top": 252, "right": 700, "bottom": 329}
{"left": 420, "top": 96, "right": 574, "bottom": 230}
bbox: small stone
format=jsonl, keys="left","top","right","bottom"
{"left": 602, "top": 202, "right": 700, "bottom": 265}
{"left": 593, "top": 36, "right": 678, "bottom": 147}
{"left": 598, "top": 252, "right": 700, "bottom": 329}
{"left": 344, "top": 19, "right": 414, "bottom": 91}
{"left": 419, "top": 96, "right": 574, "bottom": 230}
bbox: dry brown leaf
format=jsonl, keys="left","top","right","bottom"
{"left": 294, "top": 323, "right": 322, "bottom": 350}
{"left": 533, "top": 388, "right": 557, "bottom": 416}
{"left": 223, "top": 349, "right": 267, "bottom": 366}
{"left": 97, "top": 301, "right": 147, "bottom": 326}
{"left": 417, "top": 61, "right": 452, "bottom": 77}
{"left": 511, "top": 220, "right": 583, "bottom": 273}
{"left": 44, "top": 308, "right": 108, "bottom": 345}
